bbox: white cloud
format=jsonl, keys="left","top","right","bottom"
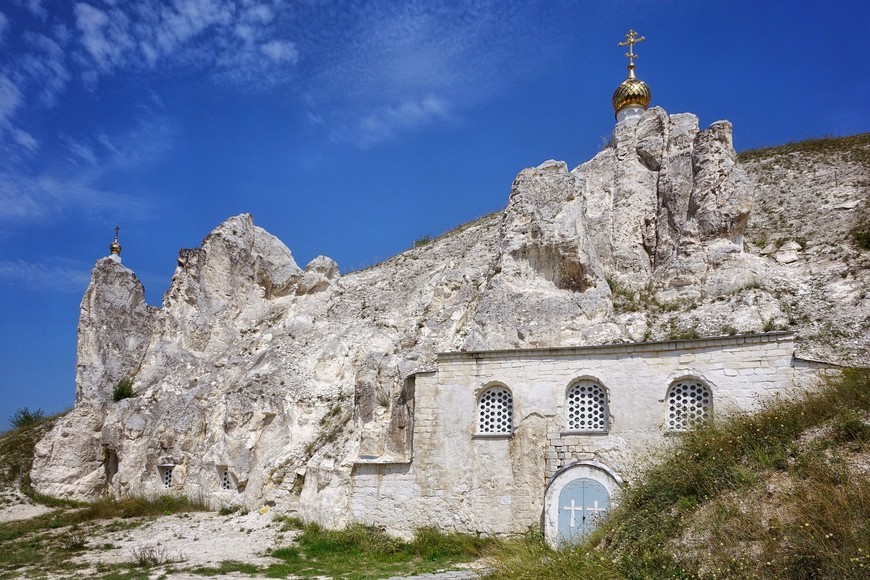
{"left": 0, "top": 12, "right": 8, "bottom": 45}
{"left": 13, "top": 0, "right": 46, "bottom": 19}
{"left": 60, "top": 134, "right": 98, "bottom": 166}
{"left": 335, "top": 95, "right": 452, "bottom": 148}
{"left": 74, "top": 3, "right": 135, "bottom": 73}
{"left": 260, "top": 40, "right": 298, "bottom": 64}
{"left": 62, "top": 1, "right": 300, "bottom": 89}
{"left": 0, "top": 258, "right": 91, "bottom": 293}
{"left": 0, "top": 114, "right": 171, "bottom": 223}
{"left": 19, "top": 32, "right": 70, "bottom": 107}
{"left": 300, "top": 1, "right": 547, "bottom": 147}
{"left": 0, "top": 169, "right": 145, "bottom": 222}
{"left": 0, "top": 75, "right": 22, "bottom": 127}
{"left": 11, "top": 129, "right": 39, "bottom": 153}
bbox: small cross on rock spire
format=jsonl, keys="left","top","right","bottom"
{"left": 109, "top": 226, "right": 122, "bottom": 257}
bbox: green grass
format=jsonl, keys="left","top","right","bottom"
{"left": 738, "top": 132, "right": 870, "bottom": 164}
{"left": 487, "top": 368, "right": 870, "bottom": 579}
{"left": 265, "top": 523, "right": 491, "bottom": 579}
{"left": 0, "top": 495, "right": 209, "bottom": 578}
{"left": 188, "top": 560, "right": 259, "bottom": 575}
{"left": 0, "top": 412, "right": 63, "bottom": 487}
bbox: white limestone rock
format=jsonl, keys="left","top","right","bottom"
{"left": 30, "top": 110, "right": 869, "bottom": 522}
{"left": 75, "top": 258, "right": 157, "bottom": 405}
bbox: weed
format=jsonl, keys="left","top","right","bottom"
{"left": 413, "top": 235, "right": 432, "bottom": 248}
{"left": 272, "top": 514, "right": 305, "bottom": 531}
{"left": 720, "top": 324, "right": 738, "bottom": 336}
{"left": 375, "top": 390, "right": 391, "bottom": 408}
{"left": 59, "top": 525, "right": 88, "bottom": 551}
{"left": 9, "top": 408, "right": 45, "bottom": 429}
{"left": 851, "top": 227, "right": 870, "bottom": 250}
{"left": 188, "top": 560, "right": 259, "bottom": 575}
{"left": 113, "top": 378, "right": 135, "bottom": 402}
{"left": 218, "top": 504, "right": 241, "bottom": 516}
{"left": 131, "top": 543, "right": 171, "bottom": 567}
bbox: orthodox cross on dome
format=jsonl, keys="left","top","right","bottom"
{"left": 109, "top": 225, "right": 122, "bottom": 257}
{"left": 618, "top": 29, "right": 645, "bottom": 67}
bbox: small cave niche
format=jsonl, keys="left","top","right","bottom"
{"left": 103, "top": 447, "right": 119, "bottom": 485}
{"left": 556, "top": 259, "right": 594, "bottom": 292}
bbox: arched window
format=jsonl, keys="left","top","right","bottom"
{"left": 477, "top": 385, "right": 513, "bottom": 434}
{"left": 566, "top": 381, "right": 608, "bottom": 432}
{"left": 665, "top": 378, "right": 712, "bottom": 431}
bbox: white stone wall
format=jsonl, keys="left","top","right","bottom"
{"left": 350, "top": 332, "right": 805, "bottom": 536}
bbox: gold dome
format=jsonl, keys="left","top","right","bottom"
{"left": 109, "top": 226, "right": 122, "bottom": 256}
{"left": 612, "top": 30, "right": 651, "bottom": 118}
{"left": 612, "top": 64, "right": 651, "bottom": 115}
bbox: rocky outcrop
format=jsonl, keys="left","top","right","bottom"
{"left": 30, "top": 112, "right": 868, "bottom": 526}
{"left": 75, "top": 258, "right": 156, "bottom": 405}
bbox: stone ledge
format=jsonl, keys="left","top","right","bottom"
{"left": 437, "top": 332, "right": 795, "bottom": 363}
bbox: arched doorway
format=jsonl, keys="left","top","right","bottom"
{"left": 543, "top": 460, "right": 623, "bottom": 547}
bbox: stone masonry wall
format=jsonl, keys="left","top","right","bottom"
{"left": 350, "top": 332, "right": 801, "bottom": 536}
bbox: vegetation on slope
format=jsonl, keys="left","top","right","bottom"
{"left": 0, "top": 409, "right": 60, "bottom": 490}
{"left": 738, "top": 132, "right": 870, "bottom": 164}
{"left": 488, "top": 368, "right": 870, "bottom": 579}
{"left": 256, "top": 520, "right": 490, "bottom": 579}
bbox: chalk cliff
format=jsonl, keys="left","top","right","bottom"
{"left": 31, "top": 110, "right": 869, "bottom": 527}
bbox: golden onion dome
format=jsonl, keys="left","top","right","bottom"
{"left": 612, "top": 63, "right": 651, "bottom": 116}
{"left": 109, "top": 227, "right": 122, "bottom": 256}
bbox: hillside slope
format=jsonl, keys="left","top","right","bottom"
{"left": 488, "top": 368, "right": 870, "bottom": 579}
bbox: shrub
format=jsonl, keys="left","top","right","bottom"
{"left": 10, "top": 407, "right": 45, "bottom": 429}
{"left": 852, "top": 227, "right": 870, "bottom": 250}
{"left": 413, "top": 235, "right": 432, "bottom": 248}
{"left": 113, "top": 378, "right": 135, "bottom": 401}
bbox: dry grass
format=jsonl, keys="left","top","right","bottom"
{"left": 486, "top": 368, "right": 870, "bottom": 579}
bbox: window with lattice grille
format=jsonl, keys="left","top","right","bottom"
{"left": 666, "top": 379, "right": 712, "bottom": 431}
{"left": 477, "top": 386, "right": 513, "bottom": 434}
{"left": 566, "top": 381, "right": 608, "bottom": 432}
{"left": 218, "top": 466, "right": 232, "bottom": 490}
{"left": 158, "top": 465, "right": 174, "bottom": 488}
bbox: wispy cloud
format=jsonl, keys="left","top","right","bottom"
{"left": 0, "top": 12, "right": 8, "bottom": 45}
{"left": 60, "top": 134, "right": 98, "bottom": 166}
{"left": 18, "top": 31, "right": 70, "bottom": 107}
{"left": 0, "top": 113, "right": 171, "bottom": 223}
{"left": 12, "top": 0, "right": 46, "bottom": 19}
{"left": 0, "top": 169, "right": 148, "bottom": 222}
{"left": 299, "top": 1, "right": 548, "bottom": 147}
{"left": 0, "top": 75, "right": 23, "bottom": 127}
{"left": 69, "top": 1, "right": 298, "bottom": 87}
{"left": 332, "top": 95, "right": 452, "bottom": 148}
{"left": 0, "top": 258, "right": 92, "bottom": 292}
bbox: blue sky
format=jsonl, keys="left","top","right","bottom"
{"left": 0, "top": 0, "right": 867, "bottom": 430}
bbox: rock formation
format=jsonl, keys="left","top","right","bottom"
{"left": 31, "top": 110, "right": 869, "bottom": 529}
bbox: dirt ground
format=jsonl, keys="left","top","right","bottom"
{"left": 1, "top": 485, "right": 295, "bottom": 578}
{"left": 0, "top": 486, "right": 483, "bottom": 579}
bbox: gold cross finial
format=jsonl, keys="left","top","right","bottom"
{"left": 618, "top": 29, "right": 645, "bottom": 67}
{"left": 110, "top": 226, "right": 122, "bottom": 256}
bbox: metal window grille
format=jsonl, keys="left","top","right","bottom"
{"left": 477, "top": 387, "right": 513, "bottom": 434}
{"left": 566, "top": 381, "right": 608, "bottom": 432}
{"left": 666, "top": 380, "right": 712, "bottom": 431}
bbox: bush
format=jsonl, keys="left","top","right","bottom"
{"left": 112, "top": 378, "right": 135, "bottom": 401}
{"left": 10, "top": 407, "right": 45, "bottom": 429}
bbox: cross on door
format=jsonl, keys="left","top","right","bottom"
{"left": 557, "top": 478, "right": 610, "bottom": 540}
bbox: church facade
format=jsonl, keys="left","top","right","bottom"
{"left": 347, "top": 331, "right": 827, "bottom": 545}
